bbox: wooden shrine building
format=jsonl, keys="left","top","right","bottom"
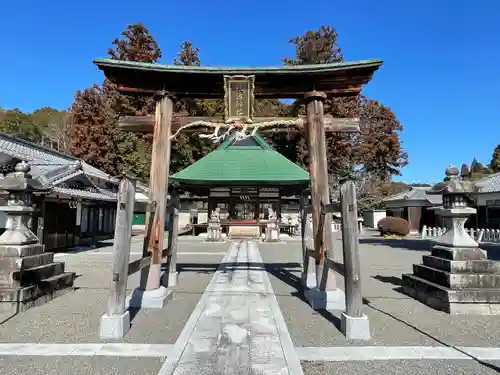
{"left": 171, "top": 133, "right": 309, "bottom": 234}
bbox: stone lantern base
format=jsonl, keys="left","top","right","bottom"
{"left": 402, "top": 244, "right": 500, "bottom": 315}
{"left": 0, "top": 242, "right": 76, "bottom": 316}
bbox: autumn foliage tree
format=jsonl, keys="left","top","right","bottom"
{"left": 65, "top": 22, "right": 407, "bottom": 194}
{"left": 68, "top": 85, "right": 117, "bottom": 172}
{"left": 282, "top": 26, "right": 407, "bottom": 178}
{"left": 68, "top": 23, "right": 161, "bottom": 179}
{"left": 279, "top": 25, "right": 407, "bottom": 209}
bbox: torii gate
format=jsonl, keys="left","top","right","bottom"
{"left": 94, "top": 57, "right": 382, "bottom": 311}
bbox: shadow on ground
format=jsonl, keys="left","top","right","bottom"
{"left": 53, "top": 241, "right": 114, "bottom": 254}
{"left": 171, "top": 260, "right": 358, "bottom": 330}
{"left": 372, "top": 274, "right": 402, "bottom": 287}
{"left": 360, "top": 237, "right": 433, "bottom": 251}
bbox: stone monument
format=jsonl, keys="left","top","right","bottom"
{"left": 265, "top": 208, "right": 280, "bottom": 242}
{"left": 0, "top": 162, "right": 75, "bottom": 315}
{"left": 402, "top": 166, "right": 500, "bottom": 314}
{"left": 206, "top": 207, "right": 222, "bottom": 242}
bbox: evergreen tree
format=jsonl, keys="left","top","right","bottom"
{"left": 0, "top": 108, "right": 42, "bottom": 143}
{"left": 491, "top": 145, "right": 500, "bottom": 173}
{"left": 460, "top": 163, "right": 470, "bottom": 179}
{"left": 470, "top": 157, "right": 483, "bottom": 174}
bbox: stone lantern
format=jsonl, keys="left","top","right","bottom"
{"left": 0, "top": 161, "right": 75, "bottom": 315}
{"left": 0, "top": 161, "right": 49, "bottom": 248}
{"left": 402, "top": 166, "right": 500, "bottom": 315}
{"left": 426, "top": 165, "right": 479, "bottom": 249}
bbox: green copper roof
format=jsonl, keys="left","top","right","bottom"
{"left": 171, "top": 135, "right": 309, "bottom": 186}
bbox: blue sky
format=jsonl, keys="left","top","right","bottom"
{"left": 1, "top": 0, "right": 498, "bottom": 183}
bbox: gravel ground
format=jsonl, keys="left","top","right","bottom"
{"left": 0, "top": 240, "right": 229, "bottom": 345}
{"left": 301, "top": 359, "right": 500, "bottom": 375}
{"left": 0, "top": 356, "right": 164, "bottom": 375}
{"left": 259, "top": 236, "right": 500, "bottom": 348}
{"left": 3, "top": 235, "right": 500, "bottom": 374}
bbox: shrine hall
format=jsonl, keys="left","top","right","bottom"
{"left": 170, "top": 133, "right": 310, "bottom": 237}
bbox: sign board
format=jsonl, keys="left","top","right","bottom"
{"left": 259, "top": 187, "right": 279, "bottom": 198}
{"left": 231, "top": 187, "right": 258, "bottom": 195}
{"left": 210, "top": 188, "right": 230, "bottom": 197}
{"left": 224, "top": 75, "right": 255, "bottom": 123}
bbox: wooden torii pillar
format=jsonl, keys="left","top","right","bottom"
{"left": 303, "top": 91, "right": 348, "bottom": 310}
{"left": 130, "top": 92, "right": 175, "bottom": 309}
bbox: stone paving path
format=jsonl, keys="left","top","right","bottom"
{"left": 158, "top": 240, "right": 303, "bottom": 375}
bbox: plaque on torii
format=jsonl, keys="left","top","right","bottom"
{"left": 224, "top": 75, "right": 255, "bottom": 124}
{"left": 94, "top": 57, "right": 383, "bottom": 305}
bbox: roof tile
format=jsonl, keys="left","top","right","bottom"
{"left": 171, "top": 135, "right": 309, "bottom": 185}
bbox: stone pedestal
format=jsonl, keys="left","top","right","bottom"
{"left": 265, "top": 220, "right": 280, "bottom": 242}
{"left": 0, "top": 162, "right": 75, "bottom": 316}
{"left": 341, "top": 312, "right": 371, "bottom": 341}
{"left": 126, "top": 285, "right": 173, "bottom": 309}
{"left": 402, "top": 166, "right": 500, "bottom": 315}
{"left": 304, "top": 287, "right": 346, "bottom": 311}
{"left": 99, "top": 311, "right": 130, "bottom": 340}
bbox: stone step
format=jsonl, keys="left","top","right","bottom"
{"left": 0, "top": 243, "right": 45, "bottom": 258}
{"left": 0, "top": 262, "right": 65, "bottom": 288}
{"left": 0, "top": 272, "right": 75, "bottom": 314}
{"left": 0, "top": 253, "right": 54, "bottom": 271}
{"left": 422, "top": 255, "right": 500, "bottom": 274}
{"left": 402, "top": 273, "right": 500, "bottom": 314}
{"left": 431, "top": 245, "right": 487, "bottom": 261}
{"left": 0, "top": 272, "right": 76, "bottom": 302}
{"left": 413, "top": 264, "right": 500, "bottom": 289}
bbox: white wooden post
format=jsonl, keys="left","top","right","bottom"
{"left": 340, "top": 179, "right": 370, "bottom": 341}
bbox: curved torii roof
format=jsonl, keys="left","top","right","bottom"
{"left": 94, "top": 58, "right": 383, "bottom": 99}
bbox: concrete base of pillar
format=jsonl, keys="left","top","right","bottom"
{"left": 301, "top": 273, "right": 317, "bottom": 289}
{"left": 304, "top": 287, "right": 346, "bottom": 311}
{"left": 99, "top": 311, "right": 130, "bottom": 340}
{"left": 126, "top": 286, "right": 173, "bottom": 309}
{"left": 341, "top": 312, "right": 371, "bottom": 341}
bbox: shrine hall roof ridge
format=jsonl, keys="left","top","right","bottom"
{"left": 93, "top": 58, "right": 383, "bottom": 74}
{"left": 170, "top": 134, "right": 309, "bottom": 186}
